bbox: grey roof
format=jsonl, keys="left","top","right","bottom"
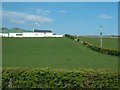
{"left": 34, "top": 29, "right": 52, "bottom": 33}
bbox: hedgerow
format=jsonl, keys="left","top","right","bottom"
{"left": 2, "top": 68, "right": 119, "bottom": 89}
{"left": 82, "top": 41, "right": 120, "bottom": 56}
{"left": 65, "top": 34, "right": 120, "bottom": 56}
{"left": 64, "top": 34, "right": 77, "bottom": 40}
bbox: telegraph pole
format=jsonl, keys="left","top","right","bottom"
{"left": 100, "top": 32, "right": 102, "bottom": 47}
{"left": 99, "top": 26, "right": 103, "bottom": 47}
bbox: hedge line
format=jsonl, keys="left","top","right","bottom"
{"left": 64, "top": 34, "right": 120, "bottom": 56}
{"left": 2, "top": 68, "right": 119, "bottom": 89}
{"left": 64, "top": 34, "right": 77, "bottom": 40}
{"left": 82, "top": 41, "right": 120, "bottom": 56}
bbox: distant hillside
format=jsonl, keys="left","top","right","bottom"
{"left": 0, "top": 27, "right": 31, "bottom": 33}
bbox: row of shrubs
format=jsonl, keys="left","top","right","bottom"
{"left": 64, "top": 34, "right": 77, "bottom": 40}
{"left": 83, "top": 41, "right": 120, "bottom": 56}
{"left": 2, "top": 68, "right": 119, "bottom": 88}
{"left": 64, "top": 34, "right": 120, "bottom": 56}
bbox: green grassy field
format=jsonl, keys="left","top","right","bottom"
{"left": 79, "top": 36, "right": 118, "bottom": 49}
{"left": 2, "top": 37, "right": 118, "bottom": 69}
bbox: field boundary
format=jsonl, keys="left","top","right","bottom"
{"left": 2, "top": 67, "right": 119, "bottom": 88}
{"left": 65, "top": 34, "right": 120, "bottom": 56}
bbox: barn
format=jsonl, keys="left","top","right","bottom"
{"left": 1, "top": 29, "right": 63, "bottom": 37}
{"left": 22, "top": 30, "right": 53, "bottom": 37}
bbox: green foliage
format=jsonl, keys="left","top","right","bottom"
{"left": 1, "top": 27, "right": 30, "bottom": 33}
{"left": 2, "top": 68, "right": 119, "bottom": 88}
{"left": 78, "top": 36, "right": 118, "bottom": 50}
{"left": 82, "top": 41, "right": 120, "bottom": 56}
{"left": 64, "top": 34, "right": 76, "bottom": 40}
{"left": 65, "top": 34, "right": 119, "bottom": 56}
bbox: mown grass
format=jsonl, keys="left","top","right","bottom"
{"left": 2, "top": 37, "right": 118, "bottom": 69}
{"left": 79, "top": 36, "right": 118, "bottom": 49}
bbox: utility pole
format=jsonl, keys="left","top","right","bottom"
{"left": 100, "top": 32, "right": 102, "bottom": 47}
{"left": 99, "top": 26, "right": 103, "bottom": 47}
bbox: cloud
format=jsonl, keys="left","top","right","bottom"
{"left": 35, "top": 22, "right": 40, "bottom": 27}
{"left": 58, "top": 10, "right": 68, "bottom": 14}
{"left": 36, "top": 9, "right": 51, "bottom": 13}
{"left": 99, "top": 14, "right": 112, "bottom": 19}
{"left": 26, "top": 15, "right": 52, "bottom": 23}
{"left": 3, "top": 10, "right": 26, "bottom": 19}
{"left": 36, "top": 9, "right": 51, "bottom": 15}
{"left": 2, "top": 10, "right": 53, "bottom": 23}
{"left": 11, "top": 19, "right": 25, "bottom": 24}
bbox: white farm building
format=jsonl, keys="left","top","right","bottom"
{"left": 0, "top": 29, "right": 63, "bottom": 37}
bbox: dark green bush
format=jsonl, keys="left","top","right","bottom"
{"left": 83, "top": 41, "right": 120, "bottom": 56}
{"left": 64, "top": 34, "right": 76, "bottom": 40}
{"left": 65, "top": 34, "right": 120, "bottom": 56}
{"left": 2, "top": 68, "right": 119, "bottom": 89}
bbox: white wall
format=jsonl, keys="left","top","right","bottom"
{"left": 48, "top": 35, "right": 63, "bottom": 37}
{"left": 9, "top": 33, "right": 22, "bottom": 37}
{"left": 44, "top": 33, "right": 53, "bottom": 36}
{"left": 23, "top": 32, "right": 45, "bottom": 37}
{"left": 0, "top": 33, "right": 9, "bottom": 37}
{"left": 22, "top": 32, "right": 54, "bottom": 37}
{"left": 0, "top": 32, "right": 63, "bottom": 37}
{"left": 22, "top": 32, "right": 35, "bottom": 37}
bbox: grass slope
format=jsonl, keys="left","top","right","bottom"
{"left": 2, "top": 37, "right": 118, "bottom": 69}
{"left": 79, "top": 36, "right": 118, "bottom": 49}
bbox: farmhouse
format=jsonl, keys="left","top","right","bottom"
{"left": 0, "top": 29, "right": 63, "bottom": 37}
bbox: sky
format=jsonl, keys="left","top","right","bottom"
{"left": 1, "top": 2, "right": 118, "bottom": 35}
{"left": 1, "top": 0, "right": 120, "bottom": 2}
